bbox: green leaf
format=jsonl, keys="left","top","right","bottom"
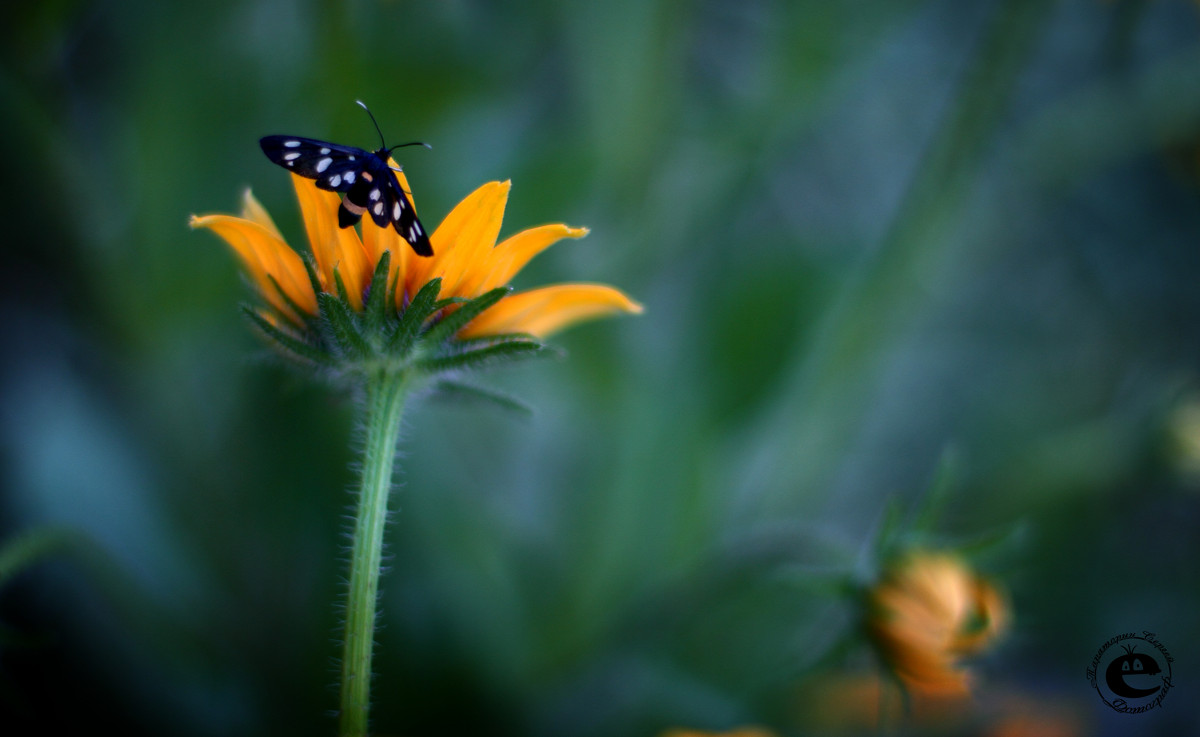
{"left": 389, "top": 277, "right": 442, "bottom": 355}
{"left": 363, "top": 251, "right": 392, "bottom": 335}
{"left": 786, "top": 620, "right": 862, "bottom": 681}
{"left": 417, "top": 339, "right": 549, "bottom": 373}
{"left": 0, "top": 527, "right": 76, "bottom": 589}
{"left": 429, "top": 379, "right": 534, "bottom": 417}
{"left": 318, "top": 293, "right": 371, "bottom": 360}
{"left": 419, "top": 286, "right": 510, "bottom": 348}
{"left": 0, "top": 528, "right": 79, "bottom": 648}
{"left": 910, "top": 446, "right": 961, "bottom": 534}
{"left": 243, "top": 307, "right": 332, "bottom": 365}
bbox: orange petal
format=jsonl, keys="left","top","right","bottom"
{"left": 239, "top": 189, "right": 284, "bottom": 241}
{"left": 190, "top": 214, "right": 316, "bottom": 321}
{"left": 394, "top": 167, "right": 415, "bottom": 215}
{"left": 292, "top": 174, "right": 372, "bottom": 309}
{"left": 468, "top": 224, "right": 590, "bottom": 295}
{"left": 459, "top": 283, "right": 643, "bottom": 339}
{"left": 408, "top": 181, "right": 510, "bottom": 299}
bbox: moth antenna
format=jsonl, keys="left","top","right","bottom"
{"left": 388, "top": 141, "right": 433, "bottom": 153}
{"left": 356, "top": 100, "right": 388, "bottom": 150}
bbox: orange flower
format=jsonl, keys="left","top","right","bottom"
{"left": 866, "top": 551, "right": 1007, "bottom": 696}
{"left": 191, "top": 170, "right": 641, "bottom": 339}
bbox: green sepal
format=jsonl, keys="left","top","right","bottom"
{"left": 302, "top": 253, "right": 324, "bottom": 300}
{"left": 317, "top": 292, "right": 371, "bottom": 360}
{"left": 266, "top": 274, "right": 315, "bottom": 331}
{"left": 385, "top": 258, "right": 400, "bottom": 320}
{"left": 242, "top": 269, "right": 561, "bottom": 397}
{"left": 389, "top": 277, "right": 442, "bottom": 355}
{"left": 429, "top": 379, "right": 533, "bottom": 417}
{"left": 332, "top": 265, "right": 352, "bottom": 305}
{"left": 451, "top": 332, "right": 540, "bottom": 351}
{"left": 363, "top": 250, "right": 393, "bottom": 336}
{"left": 420, "top": 286, "right": 510, "bottom": 348}
{"left": 417, "top": 338, "right": 549, "bottom": 373}
{"left": 243, "top": 306, "right": 333, "bottom": 366}
{"left": 431, "top": 296, "right": 470, "bottom": 312}
{"left": 869, "top": 495, "right": 905, "bottom": 571}
{"left": 909, "top": 447, "right": 960, "bottom": 535}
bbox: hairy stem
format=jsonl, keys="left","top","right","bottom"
{"left": 339, "top": 368, "right": 409, "bottom": 737}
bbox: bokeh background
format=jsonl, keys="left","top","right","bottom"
{"left": 3, "top": 0, "right": 1200, "bottom": 735}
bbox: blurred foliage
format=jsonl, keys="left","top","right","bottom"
{"left": 2, "top": 0, "right": 1200, "bottom": 736}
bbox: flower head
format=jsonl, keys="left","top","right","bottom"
{"left": 193, "top": 171, "right": 640, "bottom": 336}
{"left": 866, "top": 550, "right": 1007, "bottom": 696}
{"left": 191, "top": 169, "right": 641, "bottom": 385}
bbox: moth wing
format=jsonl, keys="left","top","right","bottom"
{"left": 259, "top": 136, "right": 367, "bottom": 191}
{"left": 375, "top": 171, "right": 432, "bottom": 257}
{"left": 391, "top": 188, "right": 433, "bottom": 256}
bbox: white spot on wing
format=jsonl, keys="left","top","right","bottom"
{"left": 413, "top": 221, "right": 422, "bottom": 235}
{"left": 392, "top": 202, "right": 401, "bottom": 220}
{"left": 369, "top": 189, "right": 381, "bottom": 201}
{"left": 283, "top": 140, "right": 301, "bottom": 148}
{"left": 344, "top": 171, "right": 355, "bottom": 183}
{"left": 316, "top": 157, "right": 332, "bottom": 173}
{"left": 320, "top": 147, "right": 330, "bottom": 154}
{"left": 373, "top": 202, "right": 384, "bottom": 216}
{"left": 283, "top": 152, "right": 301, "bottom": 161}
{"left": 328, "top": 174, "right": 342, "bottom": 187}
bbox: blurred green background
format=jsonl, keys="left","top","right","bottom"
{"left": 3, "top": 0, "right": 1200, "bottom": 735}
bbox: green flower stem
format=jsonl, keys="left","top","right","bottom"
{"left": 339, "top": 367, "right": 410, "bottom": 737}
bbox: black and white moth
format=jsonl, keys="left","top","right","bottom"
{"left": 260, "top": 101, "right": 433, "bottom": 257}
